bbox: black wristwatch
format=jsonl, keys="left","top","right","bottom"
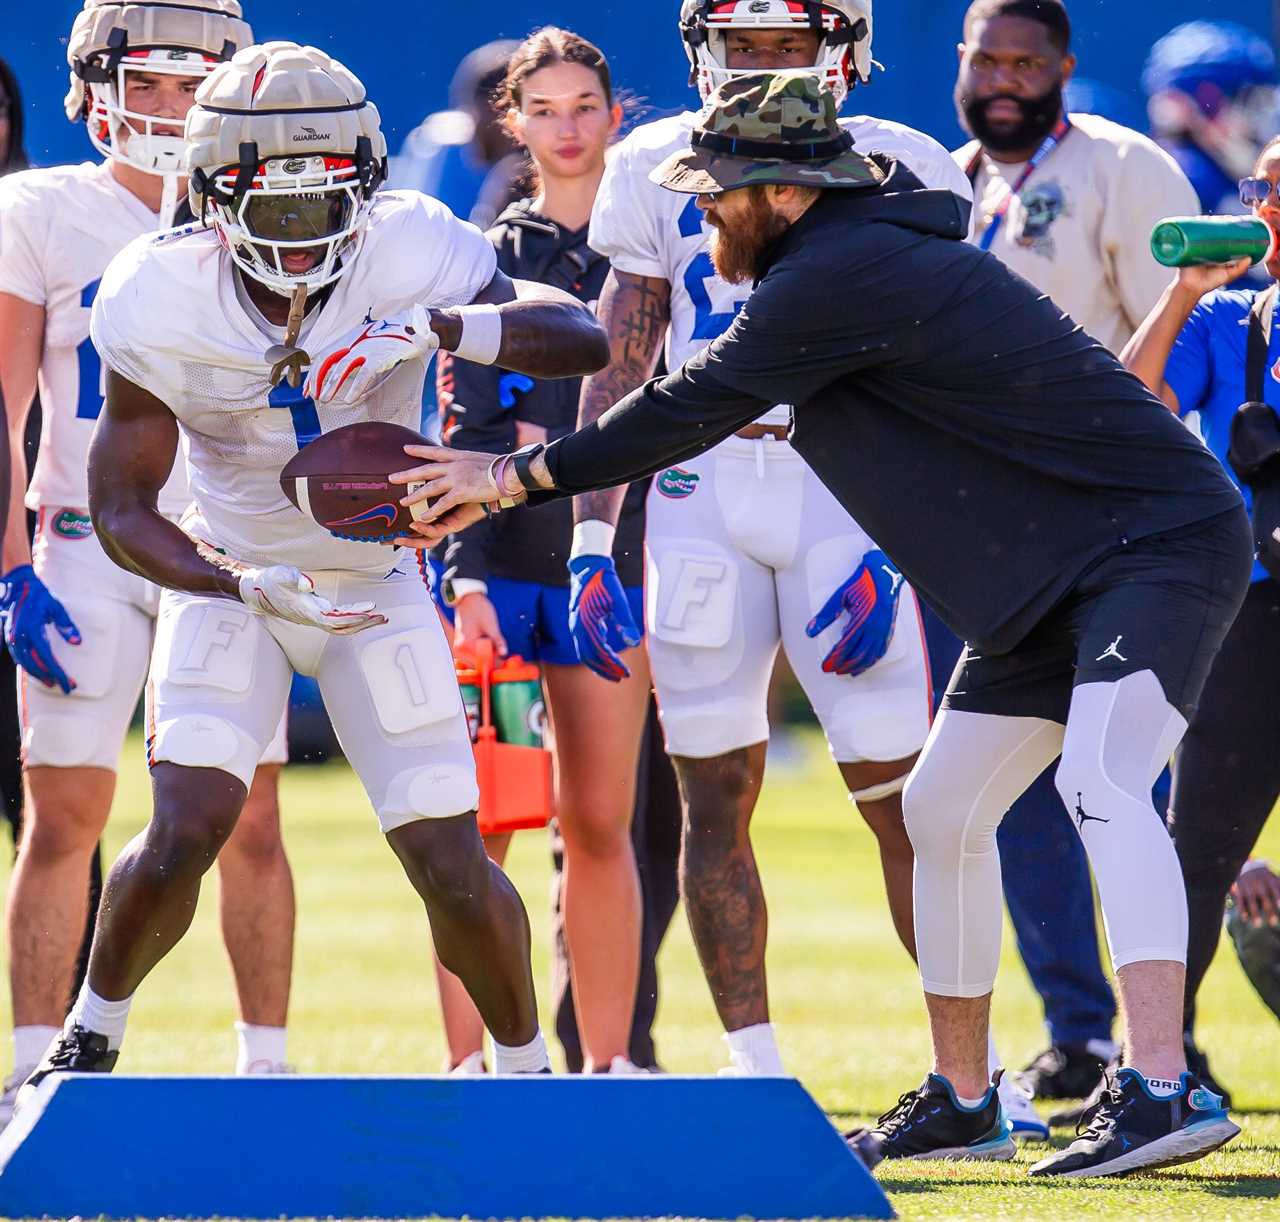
{"left": 511, "top": 442, "right": 548, "bottom": 493}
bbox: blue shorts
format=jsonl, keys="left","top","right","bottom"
{"left": 489, "top": 576, "right": 645, "bottom": 666}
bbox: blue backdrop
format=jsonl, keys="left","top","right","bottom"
{"left": 6, "top": 1, "right": 1274, "bottom": 169}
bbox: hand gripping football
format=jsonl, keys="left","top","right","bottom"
{"left": 280, "top": 422, "right": 429, "bottom": 543}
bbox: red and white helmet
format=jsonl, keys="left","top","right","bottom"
{"left": 65, "top": 0, "right": 252, "bottom": 176}
{"left": 186, "top": 42, "right": 388, "bottom": 296}
{"left": 679, "top": 1, "right": 875, "bottom": 108}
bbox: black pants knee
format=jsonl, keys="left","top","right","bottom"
{"left": 1169, "top": 578, "right": 1280, "bottom": 1032}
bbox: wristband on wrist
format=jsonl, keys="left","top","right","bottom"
{"left": 511, "top": 442, "right": 547, "bottom": 493}
{"left": 449, "top": 578, "right": 489, "bottom": 605}
{"left": 452, "top": 304, "right": 503, "bottom": 365}
{"left": 571, "top": 520, "right": 617, "bottom": 559}
{"left": 485, "top": 453, "right": 519, "bottom": 509}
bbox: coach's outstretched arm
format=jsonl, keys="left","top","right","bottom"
{"left": 392, "top": 362, "right": 772, "bottom": 544}
{"left": 90, "top": 371, "right": 383, "bottom": 634}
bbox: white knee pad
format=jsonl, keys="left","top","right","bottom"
{"left": 848, "top": 772, "right": 909, "bottom": 805}
{"left": 377, "top": 761, "right": 480, "bottom": 833}
{"left": 149, "top": 714, "right": 263, "bottom": 791}
{"left": 1056, "top": 672, "right": 1189, "bottom": 970}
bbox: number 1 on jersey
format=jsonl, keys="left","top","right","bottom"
{"left": 269, "top": 378, "right": 321, "bottom": 449}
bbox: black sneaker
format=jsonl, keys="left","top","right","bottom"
{"left": 1029, "top": 1068, "right": 1239, "bottom": 1178}
{"left": 15, "top": 1024, "right": 117, "bottom": 1112}
{"left": 1183, "top": 1033, "right": 1232, "bottom": 1108}
{"left": 1019, "top": 1043, "right": 1109, "bottom": 1100}
{"left": 844, "top": 1073, "right": 1016, "bottom": 1168}
{"left": 1049, "top": 1051, "right": 1122, "bottom": 1129}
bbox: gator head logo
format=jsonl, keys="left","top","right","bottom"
{"left": 656, "top": 467, "right": 700, "bottom": 499}
{"left": 52, "top": 510, "right": 93, "bottom": 540}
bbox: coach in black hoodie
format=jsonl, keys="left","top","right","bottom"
{"left": 397, "top": 73, "right": 1250, "bottom": 1180}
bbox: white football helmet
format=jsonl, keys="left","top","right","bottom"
{"left": 65, "top": 0, "right": 252, "bottom": 176}
{"left": 186, "top": 42, "right": 388, "bottom": 296}
{"left": 679, "top": 0, "right": 875, "bottom": 109}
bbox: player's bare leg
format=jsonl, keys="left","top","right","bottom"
{"left": 216, "top": 764, "right": 294, "bottom": 1067}
{"left": 433, "top": 831, "right": 511, "bottom": 1070}
{"left": 839, "top": 757, "right": 918, "bottom": 959}
{"left": 676, "top": 744, "right": 770, "bottom": 1038}
{"left": 925, "top": 991, "right": 993, "bottom": 1100}
{"left": 6, "top": 767, "right": 115, "bottom": 1066}
{"left": 86, "top": 763, "right": 248, "bottom": 1001}
{"left": 541, "top": 655, "right": 649, "bottom": 1070}
{"left": 388, "top": 815, "right": 537, "bottom": 1047}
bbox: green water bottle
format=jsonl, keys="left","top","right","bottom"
{"left": 491, "top": 667, "right": 545, "bottom": 748}
{"left": 1150, "top": 216, "right": 1274, "bottom": 268}
{"left": 458, "top": 680, "right": 481, "bottom": 744}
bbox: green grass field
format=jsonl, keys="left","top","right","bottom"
{"left": 2, "top": 729, "right": 1277, "bottom": 1220}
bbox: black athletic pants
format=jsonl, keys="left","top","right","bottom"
{"left": 551, "top": 696, "right": 682, "bottom": 1071}
{"left": 1168, "top": 577, "right": 1280, "bottom": 1032}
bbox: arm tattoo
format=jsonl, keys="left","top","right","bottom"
{"left": 574, "top": 271, "right": 671, "bottom": 527}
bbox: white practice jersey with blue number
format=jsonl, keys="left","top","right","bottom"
{"left": 91, "top": 189, "right": 497, "bottom": 574}
{"left": 590, "top": 111, "right": 974, "bottom": 425}
{"left": 0, "top": 160, "right": 189, "bottom": 514}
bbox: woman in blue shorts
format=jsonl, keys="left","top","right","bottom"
{"left": 435, "top": 28, "right": 654, "bottom": 1074}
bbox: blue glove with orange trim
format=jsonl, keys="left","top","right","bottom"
{"left": 568, "top": 554, "right": 641, "bottom": 682}
{"left": 0, "top": 565, "right": 81, "bottom": 694}
{"left": 805, "top": 549, "right": 903, "bottom": 677}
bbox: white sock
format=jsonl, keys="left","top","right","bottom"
{"left": 491, "top": 1029, "right": 549, "bottom": 1074}
{"left": 11, "top": 1025, "right": 59, "bottom": 1076}
{"left": 987, "top": 1030, "right": 1001, "bottom": 1077}
{"left": 1086, "top": 1037, "right": 1119, "bottom": 1062}
{"left": 724, "top": 1023, "right": 785, "bottom": 1074}
{"left": 70, "top": 986, "right": 134, "bottom": 1052}
{"left": 956, "top": 1092, "right": 989, "bottom": 1108}
{"left": 235, "top": 1022, "right": 288, "bottom": 1074}
{"left": 1139, "top": 1073, "right": 1183, "bottom": 1098}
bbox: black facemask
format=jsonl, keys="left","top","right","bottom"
{"left": 959, "top": 83, "right": 1064, "bottom": 155}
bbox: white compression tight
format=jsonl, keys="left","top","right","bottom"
{"left": 904, "top": 670, "right": 1189, "bottom": 997}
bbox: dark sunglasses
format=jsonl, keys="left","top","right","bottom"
{"left": 1241, "top": 176, "right": 1280, "bottom": 207}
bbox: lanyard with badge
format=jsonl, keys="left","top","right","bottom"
{"left": 966, "top": 116, "right": 1072, "bottom": 252}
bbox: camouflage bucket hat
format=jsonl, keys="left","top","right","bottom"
{"left": 652, "top": 72, "right": 883, "bottom": 196}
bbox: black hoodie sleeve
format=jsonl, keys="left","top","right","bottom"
{"left": 437, "top": 349, "right": 516, "bottom": 585}
{"left": 538, "top": 244, "right": 894, "bottom": 496}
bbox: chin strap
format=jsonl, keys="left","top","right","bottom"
{"left": 158, "top": 172, "right": 180, "bottom": 231}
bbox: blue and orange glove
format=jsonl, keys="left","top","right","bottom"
{"left": 568, "top": 554, "right": 642, "bottom": 682}
{"left": 805, "top": 549, "right": 903, "bottom": 677}
{"left": 0, "top": 565, "right": 81, "bottom": 694}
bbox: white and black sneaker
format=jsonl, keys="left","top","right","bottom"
{"left": 845, "top": 1073, "right": 1016, "bottom": 1168}
{"left": 14, "top": 1024, "right": 117, "bottom": 1112}
{"left": 1029, "top": 1068, "right": 1239, "bottom": 1178}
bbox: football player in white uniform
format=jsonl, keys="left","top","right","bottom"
{"left": 567, "top": 0, "right": 984, "bottom": 1083}
{"left": 22, "top": 40, "right": 607, "bottom": 1091}
{"left": 0, "top": 0, "right": 296, "bottom": 1116}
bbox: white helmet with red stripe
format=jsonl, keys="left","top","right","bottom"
{"left": 65, "top": 0, "right": 252, "bottom": 176}
{"left": 186, "top": 42, "right": 388, "bottom": 295}
{"left": 679, "top": 0, "right": 875, "bottom": 108}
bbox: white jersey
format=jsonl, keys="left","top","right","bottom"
{"left": 0, "top": 160, "right": 188, "bottom": 514}
{"left": 91, "top": 189, "right": 496, "bottom": 574}
{"left": 590, "top": 110, "right": 974, "bottom": 425}
{"left": 955, "top": 113, "right": 1199, "bottom": 354}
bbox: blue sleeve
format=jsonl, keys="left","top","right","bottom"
{"left": 1163, "top": 299, "right": 1217, "bottom": 418}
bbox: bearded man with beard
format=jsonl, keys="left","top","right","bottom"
{"left": 931, "top": 0, "right": 1203, "bottom": 1117}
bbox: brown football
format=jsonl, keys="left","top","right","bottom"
{"left": 280, "top": 421, "right": 429, "bottom": 543}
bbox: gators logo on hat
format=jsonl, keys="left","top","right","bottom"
{"left": 651, "top": 72, "right": 883, "bottom": 196}
{"left": 657, "top": 467, "right": 701, "bottom": 498}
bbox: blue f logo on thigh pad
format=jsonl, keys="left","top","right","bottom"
{"left": 270, "top": 378, "right": 321, "bottom": 450}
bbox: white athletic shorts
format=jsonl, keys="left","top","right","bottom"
{"left": 21, "top": 506, "right": 287, "bottom": 772}
{"left": 146, "top": 552, "right": 477, "bottom": 831}
{"left": 644, "top": 435, "right": 932, "bottom": 762}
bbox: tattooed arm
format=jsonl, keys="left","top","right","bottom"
{"left": 572, "top": 270, "right": 672, "bottom": 530}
